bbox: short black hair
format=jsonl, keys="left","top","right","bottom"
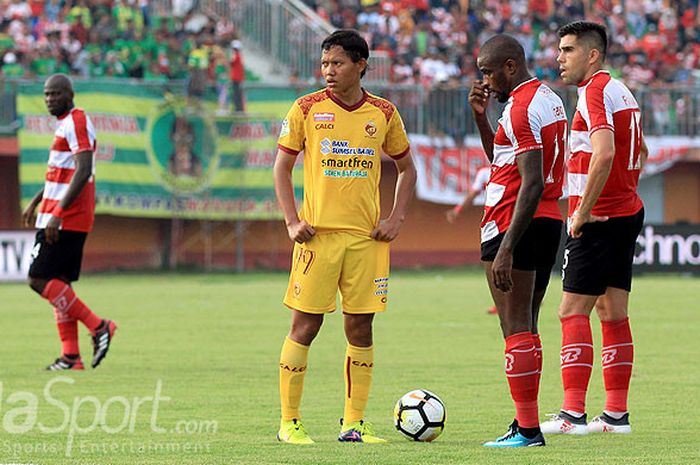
{"left": 480, "top": 34, "right": 527, "bottom": 66}
{"left": 321, "top": 29, "right": 370, "bottom": 77}
{"left": 558, "top": 21, "right": 608, "bottom": 60}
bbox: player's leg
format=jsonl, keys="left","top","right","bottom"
{"left": 277, "top": 310, "right": 323, "bottom": 444}
{"left": 483, "top": 264, "right": 544, "bottom": 447}
{"left": 278, "top": 235, "right": 341, "bottom": 444}
{"left": 541, "top": 221, "right": 611, "bottom": 434}
{"left": 588, "top": 209, "right": 643, "bottom": 434}
{"left": 531, "top": 218, "right": 564, "bottom": 386}
{"left": 28, "top": 230, "right": 115, "bottom": 369}
{"left": 482, "top": 227, "right": 544, "bottom": 447}
{"left": 586, "top": 288, "right": 633, "bottom": 433}
{"left": 337, "top": 234, "right": 388, "bottom": 443}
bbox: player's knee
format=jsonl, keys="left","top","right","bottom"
{"left": 28, "top": 277, "right": 47, "bottom": 295}
{"left": 289, "top": 317, "right": 323, "bottom": 345}
{"left": 345, "top": 318, "right": 373, "bottom": 347}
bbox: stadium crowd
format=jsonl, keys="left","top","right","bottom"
{"left": 309, "top": 0, "right": 700, "bottom": 89}
{"left": 0, "top": 0, "right": 243, "bottom": 87}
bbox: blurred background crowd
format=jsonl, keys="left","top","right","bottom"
{"left": 0, "top": 0, "right": 249, "bottom": 89}
{"left": 307, "top": 0, "right": 700, "bottom": 89}
{"left": 1, "top": 0, "right": 699, "bottom": 90}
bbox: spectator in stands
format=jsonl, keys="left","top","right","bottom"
{"left": 229, "top": 39, "right": 245, "bottom": 113}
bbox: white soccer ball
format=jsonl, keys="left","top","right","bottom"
{"left": 393, "top": 389, "right": 446, "bottom": 442}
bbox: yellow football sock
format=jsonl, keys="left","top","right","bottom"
{"left": 279, "top": 336, "right": 309, "bottom": 421}
{"left": 343, "top": 343, "right": 374, "bottom": 425}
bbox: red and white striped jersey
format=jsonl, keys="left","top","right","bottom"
{"left": 481, "top": 78, "right": 567, "bottom": 243}
{"left": 568, "top": 70, "right": 643, "bottom": 219}
{"left": 36, "top": 107, "right": 96, "bottom": 232}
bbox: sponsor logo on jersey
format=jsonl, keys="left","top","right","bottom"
{"left": 315, "top": 123, "right": 334, "bottom": 130}
{"left": 313, "top": 112, "right": 335, "bottom": 122}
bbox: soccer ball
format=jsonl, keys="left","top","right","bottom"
{"left": 393, "top": 389, "right": 446, "bottom": 441}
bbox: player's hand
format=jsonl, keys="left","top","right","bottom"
{"left": 21, "top": 203, "right": 38, "bottom": 228}
{"left": 45, "top": 215, "right": 61, "bottom": 244}
{"left": 568, "top": 210, "right": 608, "bottom": 238}
{"left": 492, "top": 249, "right": 513, "bottom": 293}
{"left": 287, "top": 220, "right": 315, "bottom": 243}
{"left": 371, "top": 218, "right": 402, "bottom": 242}
{"left": 445, "top": 208, "right": 459, "bottom": 224}
{"left": 468, "top": 80, "right": 490, "bottom": 115}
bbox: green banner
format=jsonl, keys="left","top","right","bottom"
{"left": 18, "top": 81, "right": 302, "bottom": 220}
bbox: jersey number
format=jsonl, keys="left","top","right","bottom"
{"left": 628, "top": 111, "right": 642, "bottom": 171}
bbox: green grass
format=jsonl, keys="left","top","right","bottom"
{"left": 1, "top": 270, "right": 698, "bottom": 465}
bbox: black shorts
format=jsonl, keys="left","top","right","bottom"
{"left": 481, "top": 217, "right": 563, "bottom": 292}
{"left": 562, "top": 208, "right": 644, "bottom": 296}
{"left": 28, "top": 230, "right": 87, "bottom": 282}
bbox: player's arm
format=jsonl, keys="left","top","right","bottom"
{"left": 371, "top": 152, "right": 416, "bottom": 242}
{"left": 45, "top": 150, "right": 93, "bottom": 244}
{"left": 492, "top": 150, "right": 544, "bottom": 292}
{"left": 468, "top": 80, "right": 495, "bottom": 162}
{"left": 639, "top": 135, "right": 649, "bottom": 169}
{"left": 273, "top": 149, "right": 315, "bottom": 243}
{"left": 569, "top": 128, "right": 614, "bottom": 238}
{"left": 21, "top": 187, "right": 44, "bottom": 228}
{"left": 446, "top": 189, "right": 478, "bottom": 223}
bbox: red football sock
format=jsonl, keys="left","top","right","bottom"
{"left": 560, "top": 315, "right": 593, "bottom": 414}
{"left": 505, "top": 332, "right": 539, "bottom": 428}
{"left": 54, "top": 306, "right": 80, "bottom": 356}
{"left": 532, "top": 333, "right": 543, "bottom": 392}
{"left": 601, "top": 317, "right": 633, "bottom": 413}
{"left": 42, "top": 279, "right": 102, "bottom": 333}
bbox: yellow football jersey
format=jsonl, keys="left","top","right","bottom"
{"left": 277, "top": 88, "right": 410, "bottom": 235}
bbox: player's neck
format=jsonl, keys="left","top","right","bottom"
{"left": 582, "top": 64, "right": 604, "bottom": 83}
{"left": 328, "top": 86, "right": 364, "bottom": 107}
{"left": 511, "top": 73, "right": 534, "bottom": 92}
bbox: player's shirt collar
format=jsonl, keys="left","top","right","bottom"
{"left": 578, "top": 69, "right": 610, "bottom": 88}
{"left": 325, "top": 88, "right": 368, "bottom": 112}
{"left": 510, "top": 77, "right": 539, "bottom": 97}
{"left": 56, "top": 106, "right": 75, "bottom": 120}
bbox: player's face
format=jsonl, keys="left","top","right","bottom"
{"left": 44, "top": 82, "right": 72, "bottom": 117}
{"left": 557, "top": 34, "right": 590, "bottom": 85}
{"left": 476, "top": 55, "right": 510, "bottom": 103}
{"left": 320, "top": 46, "right": 366, "bottom": 94}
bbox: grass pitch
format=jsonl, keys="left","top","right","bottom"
{"left": 1, "top": 270, "right": 698, "bottom": 465}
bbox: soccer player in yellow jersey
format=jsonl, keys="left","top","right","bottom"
{"left": 274, "top": 29, "right": 416, "bottom": 444}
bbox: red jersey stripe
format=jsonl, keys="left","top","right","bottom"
{"left": 46, "top": 167, "right": 76, "bottom": 184}
{"left": 71, "top": 109, "right": 92, "bottom": 153}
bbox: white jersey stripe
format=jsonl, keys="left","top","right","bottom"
{"left": 43, "top": 181, "right": 70, "bottom": 200}
{"left": 567, "top": 173, "right": 588, "bottom": 197}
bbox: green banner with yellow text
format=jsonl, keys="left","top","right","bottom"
{"left": 18, "top": 81, "right": 301, "bottom": 220}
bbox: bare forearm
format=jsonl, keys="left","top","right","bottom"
{"left": 388, "top": 162, "right": 416, "bottom": 223}
{"left": 577, "top": 152, "right": 613, "bottom": 215}
{"left": 273, "top": 163, "right": 300, "bottom": 226}
{"left": 59, "top": 168, "right": 90, "bottom": 210}
{"left": 30, "top": 188, "right": 44, "bottom": 207}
